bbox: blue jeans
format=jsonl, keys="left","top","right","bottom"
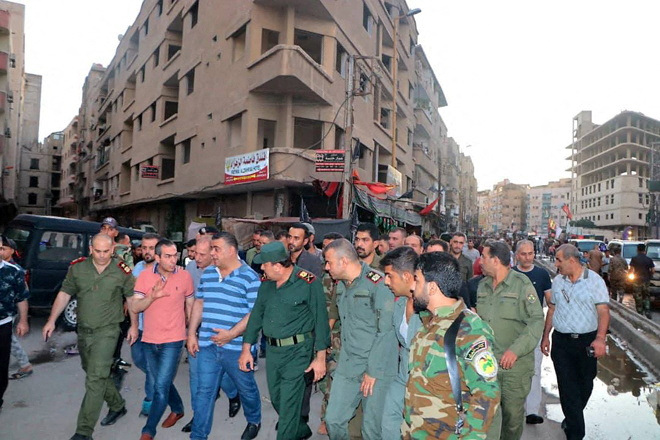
{"left": 131, "top": 330, "right": 154, "bottom": 402}
{"left": 143, "top": 340, "right": 185, "bottom": 437}
{"left": 188, "top": 351, "right": 238, "bottom": 413}
{"left": 191, "top": 345, "right": 261, "bottom": 440}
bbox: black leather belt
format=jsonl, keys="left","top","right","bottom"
{"left": 554, "top": 330, "right": 597, "bottom": 339}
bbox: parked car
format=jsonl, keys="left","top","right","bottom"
{"left": 644, "top": 239, "right": 660, "bottom": 310}
{"left": 4, "top": 214, "right": 143, "bottom": 330}
{"left": 607, "top": 239, "right": 644, "bottom": 264}
{"left": 569, "top": 239, "right": 605, "bottom": 254}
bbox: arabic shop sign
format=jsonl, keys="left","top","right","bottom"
{"left": 224, "top": 148, "right": 269, "bottom": 185}
{"left": 315, "top": 150, "right": 345, "bottom": 172}
{"left": 141, "top": 165, "right": 159, "bottom": 179}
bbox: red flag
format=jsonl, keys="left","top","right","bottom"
{"left": 351, "top": 170, "right": 396, "bottom": 194}
{"left": 420, "top": 197, "right": 440, "bottom": 215}
{"left": 562, "top": 203, "right": 573, "bottom": 220}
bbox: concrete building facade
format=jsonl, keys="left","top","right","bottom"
{"left": 458, "top": 152, "right": 478, "bottom": 233}
{"left": 568, "top": 110, "right": 660, "bottom": 239}
{"left": 18, "top": 130, "right": 61, "bottom": 215}
{"left": 63, "top": 0, "right": 476, "bottom": 234}
{"left": 55, "top": 116, "right": 80, "bottom": 217}
{"left": 478, "top": 179, "right": 528, "bottom": 235}
{"left": 525, "top": 178, "right": 571, "bottom": 237}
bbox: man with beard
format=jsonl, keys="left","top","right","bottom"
{"left": 131, "top": 233, "right": 160, "bottom": 417}
{"left": 403, "top": 252, "right": 500, "bottom": 439}
{"left": 355, "top": 223, "right": 382, "bottom": 269}
{"left": 387, "top": 227, "right": 407, "bottom": 250}
{"left": 403, "top": 235, "right": 424, "bottom": 256}
{"left": 449, "top": 232, "right": 473, "bottom": 283}
{"left": 288, "top": 223, "right": 323, "bottom": 277}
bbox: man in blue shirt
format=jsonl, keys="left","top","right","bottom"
{"left": 513, "top": 240, "right": 552, "bottom": 425}
{"left": 186, "top": 232, "right": 262, "bottom": 440}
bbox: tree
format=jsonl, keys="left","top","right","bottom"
{"left": 569, "top": 218, "right": 597, "bottom": 228}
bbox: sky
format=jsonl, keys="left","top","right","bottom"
{"left": 18, "top": 0, "right": 660, "bottom": 191}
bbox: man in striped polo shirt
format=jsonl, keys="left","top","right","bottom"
{"left": 541, "top": 244, "right": 610, "bottom": 440}
{"left": 187, "top": 232, "right": 262, "bottom": 440}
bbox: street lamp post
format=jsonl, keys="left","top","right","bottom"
{"left": 391, "top": 7, "right": 421, "bottom": 168}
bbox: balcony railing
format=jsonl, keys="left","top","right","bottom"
{"left": 0, "top": 10, "right": 9, "bottom": 34}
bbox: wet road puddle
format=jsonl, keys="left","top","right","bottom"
{"left": 542, "top": 336, "right": 659, "bottom": 439}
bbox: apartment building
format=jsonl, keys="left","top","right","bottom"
{"left": 477, "top": 189, "right": 489, "bottom": 234}
{"left": 458, "top": 152, "right": 478, "bottom": 233}
{"left": 568, "top": 110, "right": 660, "bottom": 238}
{"left": 478, "top": 179, "right": 528, "bottom": 235}
{"left": 525, "top": 178, "right": 571, "bottom": 237}
{"left": 0, "top": 1, "right": 40, "bottom": 224}
{"left": 65, "top": 0, "right": 474, "bottom": 233}
{"left": 17, "top": 130, "right": 62, "bottom": 215}
{"left": 55, "top": 116, "right": 81, "bottom": 217}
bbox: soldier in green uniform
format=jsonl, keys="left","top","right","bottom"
{"left": 43, "top": 234, "right": 136, "bottom": 440}
{"left": 476, "top": 240, "right": 544, "bottom": 440}
{"left": 323, "top": 238, "right": 397, "bottom": 440}
{"left": 404, "top": 252, "right": 500, "bottom": 439}
{"left": 240, "top": 241, "right": 329, "bottom": 440}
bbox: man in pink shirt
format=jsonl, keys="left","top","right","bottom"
{"left": 131, "top": 239, "right": 195, "bottom": 440}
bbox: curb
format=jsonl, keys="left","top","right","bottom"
{"left": 536, "top": 258, "right": 660, "bottom": 378}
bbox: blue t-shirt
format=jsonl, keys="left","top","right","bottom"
{"left": 513, "top": 265, "right": 552, "bottom": 305}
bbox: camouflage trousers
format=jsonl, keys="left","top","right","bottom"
{"left": 632, "top": 282, "right": 651, "bottom": 314}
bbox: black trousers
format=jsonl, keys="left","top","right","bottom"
{"left": 551, "top": 330, "right": 598, "bottom": 440}
{"left": 0, "top": 320, "right": 13, "bottom": 408}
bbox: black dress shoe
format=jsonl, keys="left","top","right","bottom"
{"left": 182, "top": 418, "right": 193, "bottom": 433}
{"left": 229, "top": 395, "right": 241, "bottom": 418}
{"left": 241, "top": 423, "right": 261, "bottom": 440}
{"left": 70, "top": 434, "right": 93, "bottom": 440}
{"left": 526, "top": 414, "right": 544, "bottom": 424}
{"left": 100, "top": 407, "right": 127, "bottom": 426}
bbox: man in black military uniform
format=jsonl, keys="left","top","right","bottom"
{"left": 240, "top": 241, "right": 329, "bottom": 440}
{"left": 43, "top": 234, "right": 136, "bottom": 440}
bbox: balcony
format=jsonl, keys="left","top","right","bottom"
{"left": 0, "top": 91, "right": 5, "bottom": 112}
{"left": 0, "top": 133, "right": 4, "bottom": 154}
{"left": 247, "top": 45, "right": 333, "bottom": 105}
{"left": 0, "top": 10, "right": 9, "bottom": 34}
{"left": 0, "top": 51, "right": 8, "bottom": 73}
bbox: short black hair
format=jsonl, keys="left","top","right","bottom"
{"left": 260, "top": 230, "right": 275, "bottom": 241}
{"left": 186, "top": 239, "right": 197, "bottom": 248}
{"left": 451, "top": 232, "right": 467, "bottom": 240}
{"left": 275, "top": 230, "right": 288, "bottom": 240}
{"left": 142, "top": 232, "right": 160, "bottom": 242}
{"left": 155, "top": 238, "right": 176, "bottom": 256}
{"left": 483, "top": 240, "right": 511, "bottom": 266}
{"left": 380, "top": 246, "right": 418, "bottom": 274}
{"left": 356, "top": 223, "right": 380, "bottom": 240}
{"left": 415, "top": 252, "right": 462, "bottom": 299}
{"left": 114, "top": 232, "right": 128, "bottom": 243}
{"left": 427, "top": 239, "right": 449, "bottom": 252}
{"left": 638, "top": 243, "right": 646, "bottom": 252}
{"left": 290, "top": 222, "right": 310, "bottom": 238}
{"left": 212, "top": 231, "right": 239, "bottom": 250}
{"left": 253, "top": 229, "right": 264, "bottom": 236}
{"left": 323, "top": 232, "right": 344, "bottom": 241}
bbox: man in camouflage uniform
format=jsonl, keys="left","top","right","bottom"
{"left": 629, "top": 243, "right": 654, "bottom": 317}
{"left": 404, "top": 252, "right": 500, "bottom": 439}
{"left": 43, "top": 234, "right": 136, "bottom": 440}
{"left": 608, "top": 246, "right": 628, "bottom": 301}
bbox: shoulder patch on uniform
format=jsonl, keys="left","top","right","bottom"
{"left": 70, "top": 257, "right": 86, "bottom": 266}
{"left": 473, "top": 350, "right": 498, "bottom": 379}
{"left": 464, "top": 340, "right": 488, "bottom": 361}
{"left": 366, "top": 270, "right": 382, "bottom": 284}
{"left": 527, "top": 292, "right": 537, "bottom": 303}
{"left": 297, "top": 270, "right": 316, "bottom": 284}
{"left": 118, "top": 261, "right": 132, "bottom": 275}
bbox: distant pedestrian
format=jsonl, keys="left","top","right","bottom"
{"left": 542, "top": 244, "right": 610, "bottom": 440}
{"left": 629, "top": 243, "right": 654, "bottom": 317}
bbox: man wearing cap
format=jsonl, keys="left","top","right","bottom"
{"left": 1, "top": 237, "right": 34, "bottom": 381}
{"left": 241, "top": 241, "right": 329, "bottom": 440}
{"left": 301, "top": 223, "right": 323, "bottom": 259}
{"left": 288, "top": 223, "right": 324, "bottom": 278}
{"left": 0, "top": 235, "right": 29, "bottom": 411}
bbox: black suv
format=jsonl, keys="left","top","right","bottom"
{"left": 4, "top": 214, "right": 143, "bottom": 330}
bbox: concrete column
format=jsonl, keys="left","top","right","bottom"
{"left": 245, "top": 110, "right": 257, "bottom": 150}
{"left": 246, "top": 191, "right": 253, "bottom": 217}
{"left": 284, "top": 6, "right": 295, "bottom": 45}
{"left": 283, "top": 95, "right": 293, "bottom": 148}
{"left": 322, "top": 35, "right": 334, "bottom": 73}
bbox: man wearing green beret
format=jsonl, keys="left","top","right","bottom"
{"left": 240, "top": 241, "right": 330, "bottom": 440}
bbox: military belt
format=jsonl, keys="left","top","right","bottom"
{"left": 267, "top": 331, "right": 313, "bottom": 347}
{"left": 554, "top": 330, "right": 597, "bottom": 339}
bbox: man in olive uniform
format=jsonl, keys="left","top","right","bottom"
{"left": 323, "top": 239, "right": 398, "bottom": 440}
{"left": 608, "top": 246, "right": 628, "bottom": 300}
{"left": 629, "top": 243, "right": 654, "bottom": 317}
{"left": 43, "top": 234, "right": 136, "bottom": 440}
{"left": 240, "top": 241, "right": 329, "bottom": 440}
{"left": 449, "top": 232, "right": 473, "bottom": 283}
{"left": 477, "top": 240, "right": 544, "bottom": 440}
{"left": 404, "top": 252, "right": 500, "bottom": 439}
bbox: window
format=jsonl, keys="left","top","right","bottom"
{"left": 157, "top": 0, "right": 163, "bottom": 15}
{"left": 181, "top": 139, "right": 191, "bottom": 164}
{"left": 29, "top": 176, "right": 38, "bottom": 187}
{"left": 168, "top": 44, "right": 181, "bottom": 60}
{"left": 150, "top": 101, "right": 157, "bottom": 122}
{"left": 28, "top": 193, "right": 37, "bottom": 205}
{"left": 189, "top": 1, "right": 199, "bottom": 28}
{"left": 164, "top": 101, "right": 178, "bottom": 119}
{"left": 407, "top": 128, "right": 413, "bottom": 146}
{"left": 231, "top": 25, "right": 247, "bottom": 62}
{"left": 143, "top": 18, "right": 149, "bottom": 36}
{"left": 186, "top": 68, "right": 195, "bottom": 95}
{"left": 140, "top": 65, "right": 146, "bottom": 83}
{"left": 161, "top": 158, "right": 175, "bottom": 180}
{"left": 380, "top": 107, "right": 391, "bottom": 129}
{"left": 335, "top": 43, "right": 348, "bottom": 77}
{"left": 261, "top": 29, "right": 279, "bottom": 54}
{"left": 228, "top": 113, "right": 243, "bottom": 149}
{"left": 257, "top": 119, "right": 276, "bottom": 148}
{"left": 639, "top": 177, "right": 643, "bottom": 188}
{"left": 293, "top": 118, "right": 323, "bottom": 150}
{"left": 30, "top": 158, "right": 39, "bottom": 169}
{"left": 639, "top": 213, "right": 643, "bottom": 220}
{"left": 598, "top": 183, "right": 601, "bottom": 191}
{"left": 363, "top": 2, "right": 373, "bottom": 33}
{"left": 294, "top": 29, "right": 323, "bottom": 65}
{"left": 153, "top": 47, "right": 160, "bottom": 67}
{"left": 606, "top": 181, "right": 609, "bottom": 190}
{"left": 639, "top": 193, "right": 643, "bottom": 204}
{"left": 37, "top": 231, "right": 84, "bottom": 262}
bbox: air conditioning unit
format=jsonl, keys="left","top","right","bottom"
{"left": 6, "top": 91, "right": 13, "bottom": 103}
{"left": 4, "top": 127, "right": 11, "bottom": 138}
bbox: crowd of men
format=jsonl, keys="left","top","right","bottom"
{"left": 0, "top": 218, "right": 614, "bottom": 440}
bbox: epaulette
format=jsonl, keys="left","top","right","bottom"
{"left": 297, "top": 269, "right": 316, "bottom": 284}
{"left": 70, "top": 257, "right": 86, "bottom": 266}
{"left": 118, "top": 261, "right": 132, "bottom": 275}
{"left": 366, "top": 270, "right": 382, "bottom": 284}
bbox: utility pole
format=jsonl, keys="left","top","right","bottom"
{"left": 340, "top": 55, "right": 355, "bottom": 220}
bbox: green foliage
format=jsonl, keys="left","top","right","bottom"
{"left": 569, "top": 218, "right": 597, "bottom": 228}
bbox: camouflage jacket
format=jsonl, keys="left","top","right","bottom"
{"left": 0, "top": 260, "right": 29, "bottom": 321}
{"left": 609, "top": 255, "right": 628, "bottom": 284}
{"left": 403, "top": 299, "right": 500, "bottom": 440}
